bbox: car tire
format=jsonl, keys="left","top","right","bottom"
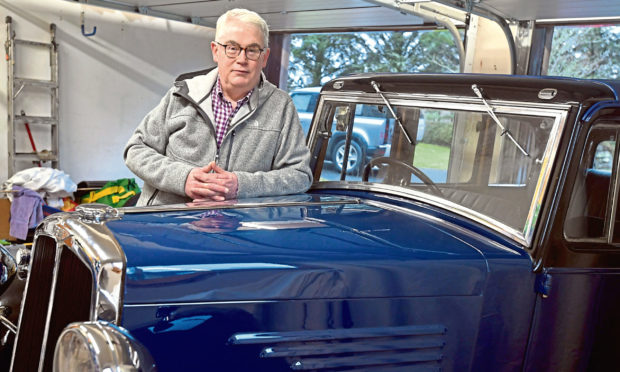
{"left": 332, "top": 138, "right": 365, "bottom": 174}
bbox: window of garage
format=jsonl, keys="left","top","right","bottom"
{"left": 287, "top": 30, "right": 461, "bottom": 90}
{"left": 547, "top": 24, "right": 620, "bottom": 79}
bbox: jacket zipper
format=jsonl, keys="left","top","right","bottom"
{"left": 174, "top": 88, "right": 255, "bottom": 169}
{"left": 147, "top": 189, "right": 159, "bottom": 206}
{"left": 225, "top": 130, "right": 236, "bottom": 170}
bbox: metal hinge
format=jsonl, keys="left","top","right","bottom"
{"left": 535, "top": 270, "right": 552, "bottom": 298}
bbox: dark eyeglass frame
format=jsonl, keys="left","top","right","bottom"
{"left": 215, "top": 41, "right": 265, "bottom": 61}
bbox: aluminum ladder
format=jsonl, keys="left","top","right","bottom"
{"left": 5, "top": 16, "right": 59, "bottom": 176}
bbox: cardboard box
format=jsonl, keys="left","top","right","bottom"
{"left": 0, "top": 198, "right": 16, "bottom": 241}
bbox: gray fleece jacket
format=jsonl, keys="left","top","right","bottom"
{"left": 124, "top": 68, "right": 312, "bottom": 206}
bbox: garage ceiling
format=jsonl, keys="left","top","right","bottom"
{"left": 76, "top": 0, "right": 620, "bottom": 31}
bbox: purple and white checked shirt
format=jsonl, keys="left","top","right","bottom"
{"left": 211, "top": 78, "right": 253, "bottom": 147}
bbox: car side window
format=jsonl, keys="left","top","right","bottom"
{"left": 564, "top": 124, "right": 618, "bottom": 241}
{"left": 358, "top": 104, "right": 386, "bottom": 118}
{"left": 316, "top": 103, "right": 391, "bottom": 180}
{"left": 593, "top": 140, "right": 614, "bottom": 171}
{"left": 291, "top": 93, "right": 318, "bottom": 113}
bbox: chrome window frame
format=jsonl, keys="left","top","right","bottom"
{"left": 308, "top": 92, "right": 570, "bottom": 248}
{"left": 563, "top": 122, "right": 620, "bottom": 245}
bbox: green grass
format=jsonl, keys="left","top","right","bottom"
{"left": 412, "top": 143, "right": 450, "bottom": 169}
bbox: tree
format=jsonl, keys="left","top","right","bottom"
{"left": 363, "top": 30, "right": 459, "bottom": 73}
{"left": 363, "top": 31, "right": 424, "bottom": 72}
{"left": 416, "top": 30, "right": 461, "bottom": 72}
{"left": 547, "top": 25, "right": 620, "bottom": 79}
{"left": 287, "top": 33, "right": 368, "bottom": 90}
{"left": 288, "top": 30, "right": 460, "bottom": 89}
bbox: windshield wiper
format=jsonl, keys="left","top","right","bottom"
{"left": 471, "top": 84, "right": 530, "bottom": 157}
{"left": 371, "top": 81, "right": 414, "bottom": 145}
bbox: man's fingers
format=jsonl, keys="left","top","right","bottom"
{"left": 211, "top": 163, "right": 227, "bottom": 174}
{"left": 204, "top": 182, "right": 229, "bottom": 194}
{"left": 192, "top": 171, "right": 212, "bottom": 183}
{"left": 193, "top": 172, "right": 233, "bottom": 184}
{"left": 191, "top": 182, "right": 229, "bottom": 196}
{"left": 192, "top": 195, "right": 225, "bottom": 202}
{"left": 201, "top": 161, "right": 216, "bottom": 172}
{"left": 185, "top": 165, "right": 236, "bottom": 201}
{"left": 192, "top": 171, "right": 226, "bottom": 183}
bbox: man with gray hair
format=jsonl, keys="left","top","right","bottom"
{"left": 124, "top": 8, "right": 312, "bottom": 206}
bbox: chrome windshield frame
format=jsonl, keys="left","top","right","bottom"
{"left": 309, "top": 92, "right": 571, "bottom": 248}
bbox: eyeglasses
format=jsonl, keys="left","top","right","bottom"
{"left": 215, "top": 41, "right": 265, "bottom": 61}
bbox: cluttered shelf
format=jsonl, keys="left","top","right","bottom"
{"left": 1, "top": 167, "right": 140, "bottom": 243}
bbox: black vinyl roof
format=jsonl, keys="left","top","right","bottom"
{"left": 322, "top": 73, "right": 620, "bottom": 106}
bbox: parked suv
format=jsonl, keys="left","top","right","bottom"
{"left": 291, "top": 87, "right": 425, "bottom": 173}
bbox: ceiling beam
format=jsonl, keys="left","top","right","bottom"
{"left": 69, "top": 0, "right": 216, "bottom": 27}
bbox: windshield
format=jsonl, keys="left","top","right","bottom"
{"left": 311, "top": 98, "right": 564, "bottom": 240}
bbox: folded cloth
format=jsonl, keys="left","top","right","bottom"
{"left": 9, "top": 185, "right": 44, "bottom": 240}
{"left": 2, "top": 167, "right": 77, "bottom": 202}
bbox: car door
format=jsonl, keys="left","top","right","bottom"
{"left": 525, "top": 108, "right": 620, "bottom": 371}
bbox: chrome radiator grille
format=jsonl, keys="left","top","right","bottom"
{"left": 11, "top": 236, "right": 93, "bottom": 372}
{"left": 9, "top": 205, "right": 126, "bottom": 372}
{"left": 11, "top": 236, "right": 55, "bottom": 372}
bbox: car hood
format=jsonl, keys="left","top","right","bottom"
{"left": 107, "top": 194, "right": 524, "bottom": 305}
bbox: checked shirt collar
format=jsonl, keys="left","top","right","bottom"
{"left": 212, "top": 77, "right": 254, "bottom": 147}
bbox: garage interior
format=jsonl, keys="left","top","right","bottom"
{"left": 0, "top": 0, "right": 618, "bottom": 240}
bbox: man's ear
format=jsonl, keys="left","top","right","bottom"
{"left": 261, "top": 48, "right": 271, "bottom": 68}
{"left": 211, "top": 41, "right": 219, "bottom": 63}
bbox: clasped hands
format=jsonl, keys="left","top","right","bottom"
{"left": 185, "top": 161, "right": 238, "bottom": 202}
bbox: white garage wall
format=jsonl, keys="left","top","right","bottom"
{"left": 0, "top": 0, "right": 215, "bottom": 185}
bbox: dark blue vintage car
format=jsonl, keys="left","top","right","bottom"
{"left": 2, "top": 73, "right": 620, "bottom": 371}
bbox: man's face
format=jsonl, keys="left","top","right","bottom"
{"left": 211, "top": 18, "right": 270, "bottom": 97}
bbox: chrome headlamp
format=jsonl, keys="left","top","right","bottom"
{"left": 53, "top": 321, "right": 156, "bottom": 372}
